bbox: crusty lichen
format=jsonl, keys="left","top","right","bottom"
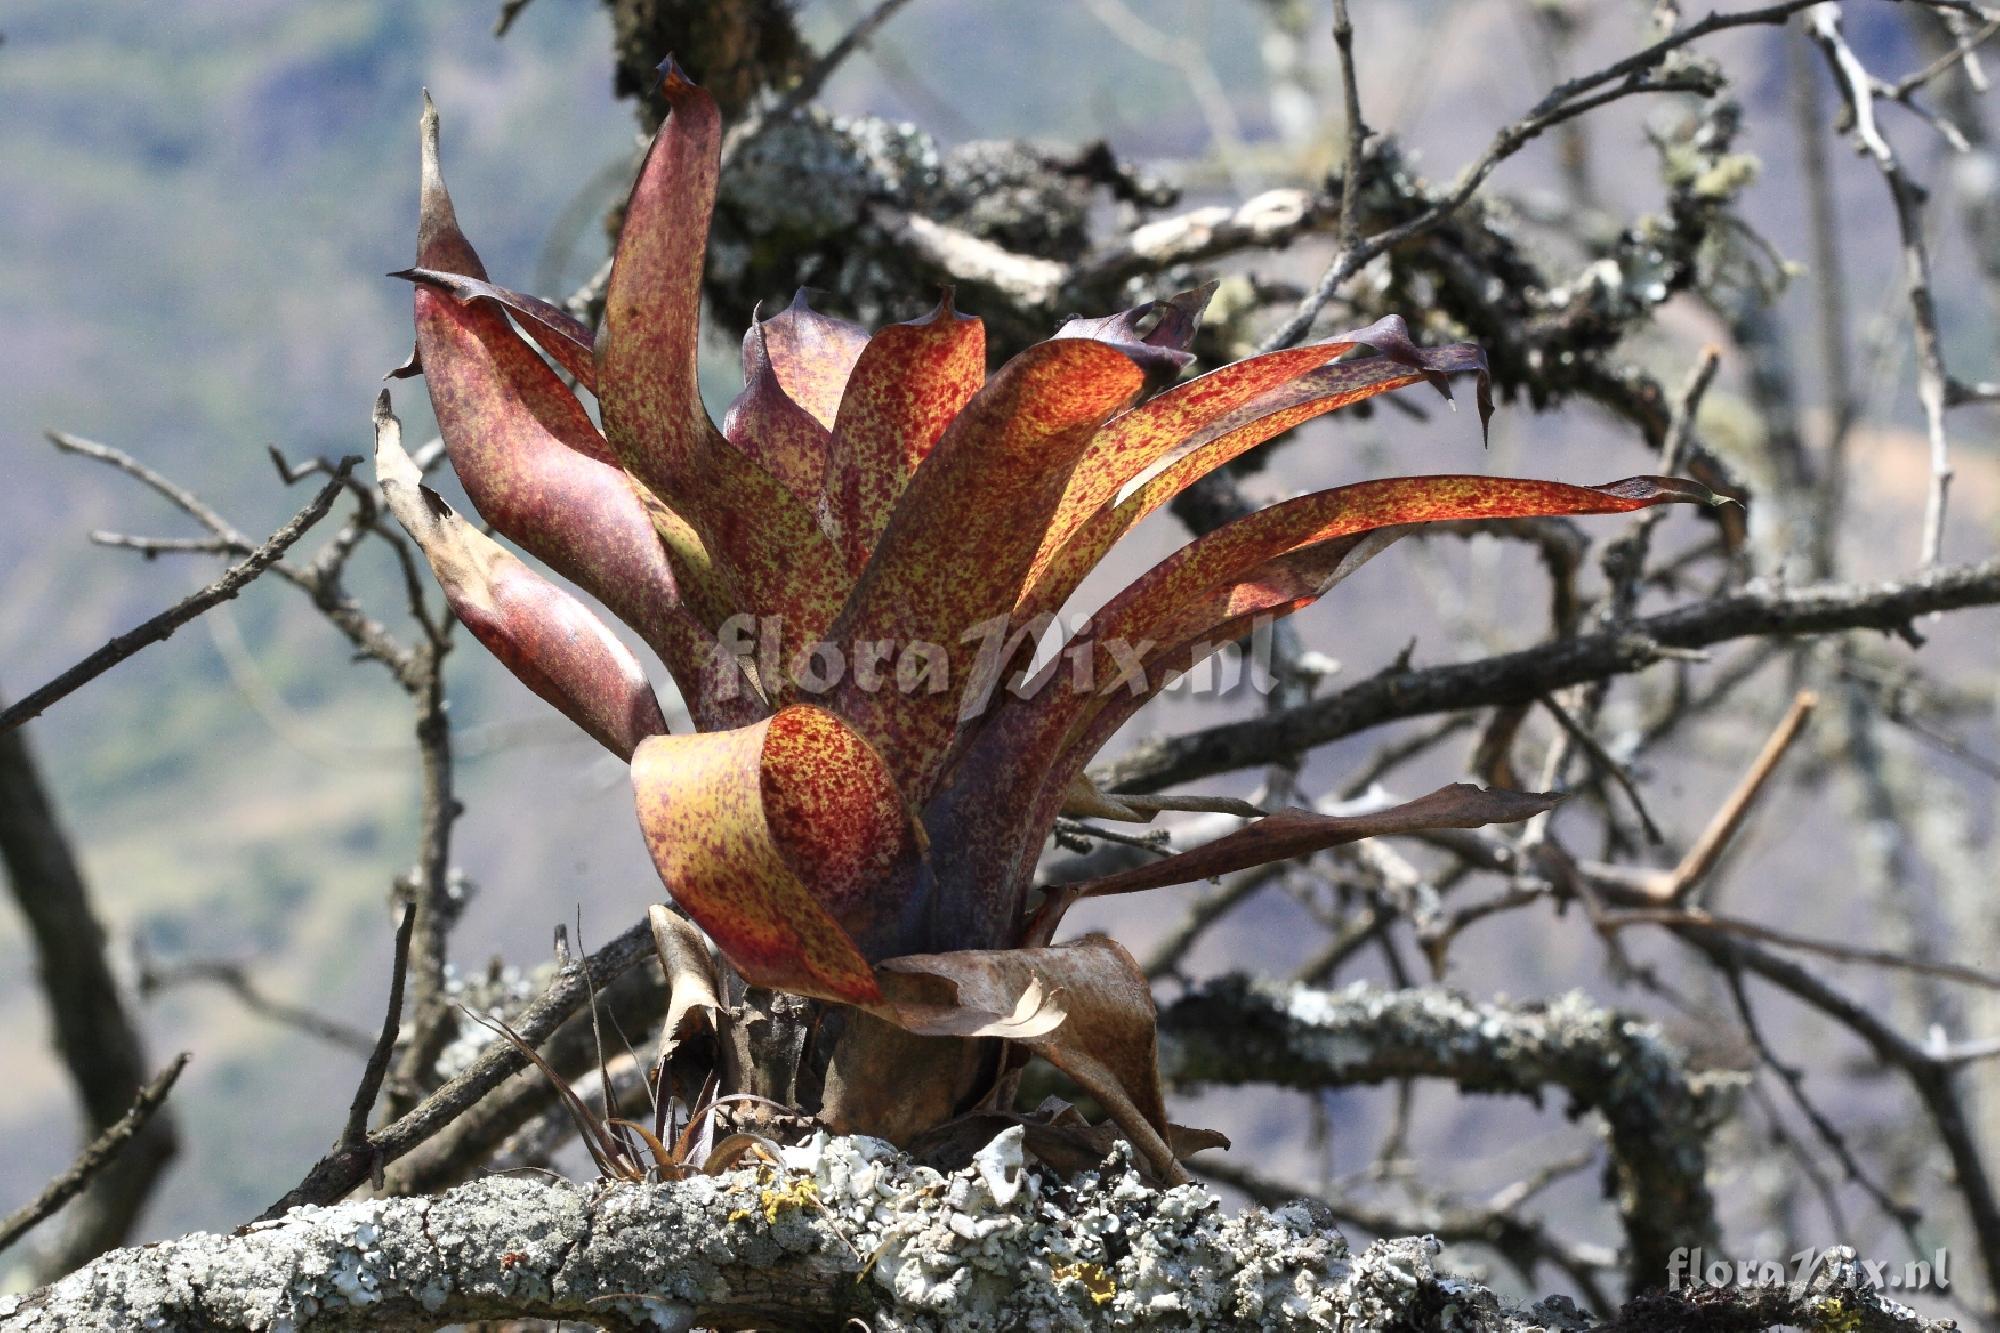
{"left": 0, "top": 1129, "right": 1950, "bottom": 1332}
{"left": 1159, "top": 978, "right": 1734, "bottom": 1295}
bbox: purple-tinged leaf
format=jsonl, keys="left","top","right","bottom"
{"left": 394, "top": 267, "right": 596, "bottom": 391}
{"left": 375, "top": 395, "right": 667, "bottom": 759}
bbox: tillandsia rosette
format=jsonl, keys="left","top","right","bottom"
{"left": 377, "top": 59, "right": 1724, "bottom": 1181}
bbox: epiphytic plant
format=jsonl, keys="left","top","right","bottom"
{"left": 378, "top": 61, "right": 1719, "bottom": 1182}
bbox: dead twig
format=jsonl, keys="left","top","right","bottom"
{"left": 0, "top": 461, "right": 355, "bottom": 736}
{"left": 0, "top": 1054, "right": 190, "bottom": 1257}
{"left": 1651, "top": 689, "right": 1819, "bottom": 903}
{"left": 341, "top": 900, "right": 418, "bottom": 1148}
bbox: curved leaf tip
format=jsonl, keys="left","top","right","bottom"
{"left": 631, "top": 706, "right": 907, "bottom": 1006}
{"left": 373, "top": 393, "right": 668, "bottom": 760}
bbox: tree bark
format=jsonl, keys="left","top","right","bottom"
{"left": 0, "top": 1130, "right": 1953, "bottom": 1332}
{"left": 0, "top": 713, "right": 176, "bottom": 1277}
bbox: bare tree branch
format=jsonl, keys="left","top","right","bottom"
{"left": 0, "top": 461, "right": 355, "bottom": 736}
{"left": 1104, "top": 559, "right": 2000, "bottom": 793}
{"left": 0, "top": 1055, "right": 189, "bottom": 1258}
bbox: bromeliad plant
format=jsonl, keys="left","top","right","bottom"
{"left": 378, "top": 62, "right": 1719, "bottom": 1182}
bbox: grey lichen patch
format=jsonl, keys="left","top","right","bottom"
{"left": 0, "top": 1131, "right": 1955, "bottom": 1332}
{"left": 1160, "top": 978, "right": 1729, "bottom": 1293}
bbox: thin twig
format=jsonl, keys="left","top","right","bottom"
{"left": 342, "top": 900, "right": 418, "bottom": 1148}
{"left": 47, "top": 431, "right": 249, "bottom": 547}
{"left": 1536, "top": 691, "right": 1664, "bottom": 844}
{"left": 1259, "top": 1, "right": 1822, "bottom": 350}
{"left": 1603, "top": 905, "right": 2000, "bottom": 992}
{"left": 138, "top": 958, "right": 375, "bottom": 1056}
{"left": 1, "top": 462, "right": 355, "bottom": 735}
{"left": 0, "top": 1054, "right": 189, "bottom": 1256}
{"left": 722, "top": 0, "right": 917, "bottom": 159}
{"left": 259, "top": 919, "right": 655, "bottom": 1219}
{"left": 1807, "top": 5, "right": 1958, "bottom": 564}
{"left": 1654, "top": 689, "right": 1818, "bottom": 903}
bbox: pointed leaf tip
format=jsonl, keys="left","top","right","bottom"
{"left": 415, "top": 90, "right": 485, "bottom": 279}
{"left": 656, "top": 54, "right": 694, "bottom": 91}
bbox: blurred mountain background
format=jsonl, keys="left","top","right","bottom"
{"left": 2, "top": 0, "right": 1995, "bottom": 1304}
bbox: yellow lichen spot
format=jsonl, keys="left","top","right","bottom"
{"left": 1806, "top": 1299, "right": 1864, "bottom": 1333}
{"left": 759, "top": 1173, "right": 820, "bottom": 1225}
{"left": 1052, "top": 1261, "right": 1117, "bottom": 1305}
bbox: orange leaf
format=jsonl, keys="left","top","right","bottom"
{"left": 1023, "top": 344, "right": 1486, "bottom": 623}
{"left": 821, "top": 294, "right": 986, "bottom": 574}
{"left": 1022, "top": 315, "right": 1477, "bottom": 617}
{"left": 631, "top": 706, "right": 919, "bottom": 1003}
{"left": 930, "top": 474, "right": 1717, "bottom": 947}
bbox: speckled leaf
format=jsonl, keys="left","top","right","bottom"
{"left": 722, "top": 326, "right": 834, "bottom": 506}
{"left": 394, "top": 267, "right": 596, "bottom": 391}
{"left": 1033, "top": 475, "right": 1719, "bottom": 797}
{"left": 408, "top": 94, "right": 729, "bottom": 718}
{"left": 631, "top": 706, "right": 921, "bottom": 1003}
{"left": 1081, "top": 476, "right": 1716, "bottom": 680}
{"left": 596, "top": 59, "right": 718, "bottom": 501}
{"left": 751, "top": 290, "right": 870, "bottom": 430}
{"left": 1076, "top": 786, "right": 1561, "bottom": 897}
{"left": 821, "top": 294, "right": 986, "bottom": 574}
{"left": 1022, "top": 317, "right": 1482, "bottom": 618}
{"left": 825, "top": 338, "right": 1144, "bottom": 798}
{"left": 375, "top": 395, "right": 667, "bottom": 759}
{"left": 594, "top": 63, "right": 852, "bottom": 679}
{"left": 1022, "top": 345, "right": 1488, "bottom": 623}
{"left": 928, "top": 474, "right": 1718, "bottom": 949}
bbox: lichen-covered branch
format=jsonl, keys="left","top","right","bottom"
{"left": 1104, "top": 558, "right": 2000, "bottom": 793}
{"left": 1157, "top": 978, "right": 1723, "bottom": 1294}
{"left": 0, "top": 1132, "right": 1951, "bottom": 1333}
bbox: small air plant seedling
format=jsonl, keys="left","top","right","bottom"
{"left": 380, "top": 60, "right": 1722, "bottom": 1183}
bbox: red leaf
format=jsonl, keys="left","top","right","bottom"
{"left": 592, "top": 64, "right": 853, "bottom": 681}
{"left": 1051, "top": 281, "right": 1215, "bottom": 393}
{"left": 393, "top": 267, "right": 596, "bottom": 392}
{"left": 723, "top": 326, "right": 834, "bottom": 506}
{"left": 596, "top": 59, "right": 718, "bottom": 502}
{"left": 748, "top": 290, "right": 870, "bottom": 430}
{"left": 823, "top": 338, "right": 1143, "bottom": 798}
{"left": 375, "top": 396, "right": 667, "bottom": 758}
{"left": 1056, "top": 785, "right": 1563, "bottom": 897}
{"left": 408, "top": 95, "right": 730, "bottom": 721}
{"left": 821, "top": 293, "right": 986, "bottom": 574}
